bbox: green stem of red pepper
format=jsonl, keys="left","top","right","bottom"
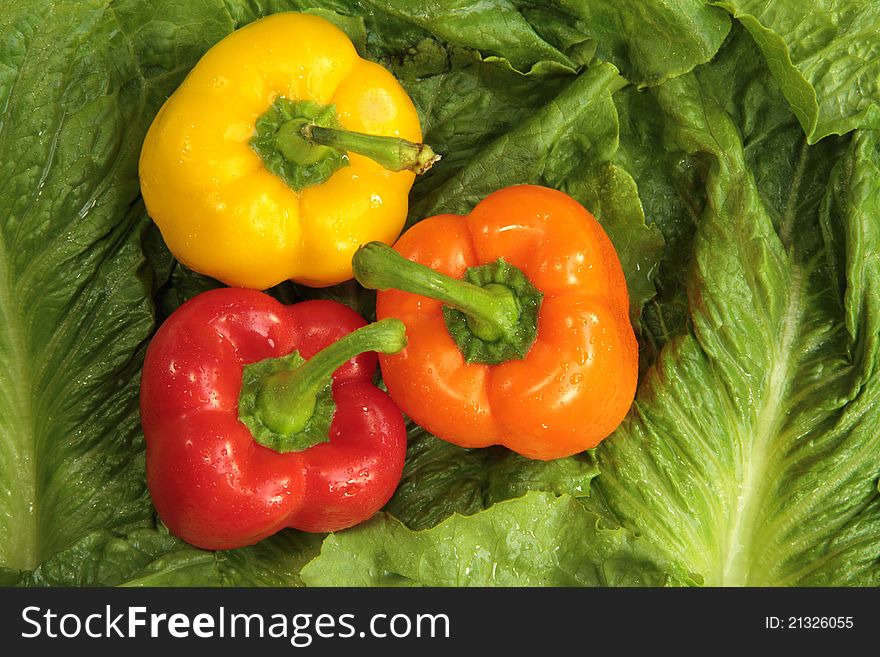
{"left": 239, "top": 316, "right": 406, "bottom": 453}
{"left": 258, "top": 318, "right": 406, "bottom": 436}
{"left": 352, "top": 242, "right": 542, "bottom": 364}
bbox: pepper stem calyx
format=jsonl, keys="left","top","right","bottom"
{"left": 352, "top": 242, "right": 542, "bottom": 365}
{"left": 238, "top": 318, "right": 406, "bottom": 453}
{"left": 251, "top": 98, "right": 438, "bottom": 192}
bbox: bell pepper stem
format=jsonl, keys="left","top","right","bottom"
{"left": 352, "top": 242, "right": 521, "bottom": 343}
{"left": 257, "top": 318, "right": 406, "bottom": 436}
{"left": 304, "top": 125, "right": 440, "bottom": 174}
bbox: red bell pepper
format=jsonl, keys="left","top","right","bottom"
{"left": 140, "top": 288, "right": 407, "bottom": 550}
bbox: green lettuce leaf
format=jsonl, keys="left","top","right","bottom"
{"left": 302, "top": 492, "right": 693, "bottom": 586}
{"left": 532, "top": 0, "right": 731, "bottom": 86}
{"left": 713, "top": 0, "right": 880, "bottom": 142}
{"left": 588, "top": 37, "right": 880, "bottom": 586}
{"left": 17, "top": 527, "right": 191, "bottom": 587}
{"left": 222, "top": 0, "right": 579, "bottom": 70}
{"left": 383, "top": 425, "right": 598, "bottom": 531}
{"left": 15, "top": 525, "right": 322, "bottom": 587}
{"left": 0, "top": 0, "right": 226, "bottom": 571}
{"left": 227, "top": 0, "right": 731, "bottom": 84}
{"left": 615, "top": 85, "right": 705, "bottom": 360}
{"left": 396, "top": 45, "right": 577, "bottom": 198}
{"left": 411, "top": 61, "right": 623, "bottom": 216}
{"left": 122, "top": 530, "right": 324, "bottom": 587}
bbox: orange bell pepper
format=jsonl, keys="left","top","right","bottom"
{"left": 352, "top": 185, "right": 637, "bottom": 460}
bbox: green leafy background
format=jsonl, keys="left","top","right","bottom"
{"left": 0, "top": 0, "right": 877, "bottom": 586}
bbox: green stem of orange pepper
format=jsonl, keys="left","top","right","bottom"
{"left": 353, "top": 241, "right": 542, "bottom": 364}
{"left": 354, "top": 242, "right": 518, "bottom": 340}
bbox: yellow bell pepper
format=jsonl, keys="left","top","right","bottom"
{"left": 139, "top": 12, "right": 436, "bottom": 289}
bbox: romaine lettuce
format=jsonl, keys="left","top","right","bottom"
{"left": 1, "top": 0, "right": 877, "bottom": 587}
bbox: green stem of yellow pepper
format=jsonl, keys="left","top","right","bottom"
{"left": 252, "top": 97, "right": 439, "bottom": 192}
{"left": 304, "top": 125, "right": 439, "bottom": 174}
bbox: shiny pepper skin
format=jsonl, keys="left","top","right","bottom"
{"left": 139, "top": 12, "right": 423, "bottom": 289}
{"left": 375, "top": 185, "right": 638, "bottom": 460}
{"left": 140, "top": 289, "right": 407, "bottom": 549}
